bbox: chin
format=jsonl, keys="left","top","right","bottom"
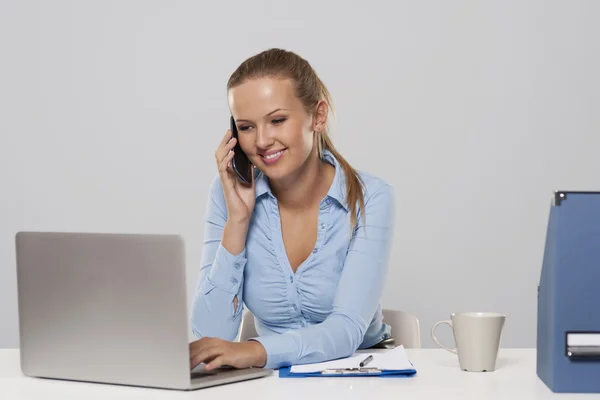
{"left": 260, "top": 166, "right": 289, "bottom": 181}
{"left": 259, "top": 163, "right": 297, "bottom": 183}
{"left": 255, "top": 150, "right": 307, "bottom": 182}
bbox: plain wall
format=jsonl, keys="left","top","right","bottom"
{"left": 1, "top": 0, "right": 599, "bottom": 350}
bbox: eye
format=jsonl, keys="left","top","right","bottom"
{"left": 272, "top": 117, "right": 287, "bottom": 125}
{"left": 238, "top": 125, "right": 252, "bottom": 132}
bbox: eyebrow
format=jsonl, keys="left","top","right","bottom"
{"left": 235, "top": 108, "right": 288, "bottom": 124}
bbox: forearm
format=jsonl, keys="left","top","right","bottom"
{"left": 252, "top": 310, "right": 365, "bottom": 369}
{"left": 191, "top": 285, "right": 243, "bottom": 340}
{"left": 192, "top": 175, "right": 255, "bottom": 339}
{"left": 221, "top": 220, "right": 249, "bottom": 256}
{"left": 191, "top": 227, "right": 248, "bottom": 340}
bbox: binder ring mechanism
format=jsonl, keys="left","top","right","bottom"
{"left": 566, "top": 332, "right": 600, "bottom": 359}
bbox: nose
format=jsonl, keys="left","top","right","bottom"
{"left": 255, "top": 124, "right": 275, "bottom": 149}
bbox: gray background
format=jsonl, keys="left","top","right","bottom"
{"left": 1, "top": 0, "right": 599, "bottom": 349}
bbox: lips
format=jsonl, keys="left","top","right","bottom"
{"left": 260, "top": 149, "right": 286, "bottom": 165}
{"left": 263, "top": 150, "right": 284, "bottom": 160}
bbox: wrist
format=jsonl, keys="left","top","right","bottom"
{"left": 226, "top": 217, "right": 250, "bottom": 229}
{"left": 222, "top": 220, "right": 249, "bottom": 256}
{"left": 249, "top": 340, "right": 267, "bottom": 368}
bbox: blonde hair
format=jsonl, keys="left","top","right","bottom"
{"left": 227, "top": 48, "right": 365, "bottom": 231}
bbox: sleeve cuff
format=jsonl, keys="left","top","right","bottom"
{"left": 251, "top": 333, "right": 299, "bottom": 369}
{"left": 207, "top": 243, "right": 247, "bottom": 294}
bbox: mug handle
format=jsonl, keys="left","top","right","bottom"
{"left": 431, "top": 320, "right": 457, "bottom": 354}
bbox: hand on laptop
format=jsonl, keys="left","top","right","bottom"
{"left": 189, "top": 337, "right": 267, "bottom": 371}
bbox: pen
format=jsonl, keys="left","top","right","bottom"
{"left": 359, "top": 355, "right": 373, "bottom": 367}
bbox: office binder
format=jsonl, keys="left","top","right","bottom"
{"left": 537, "top": 191, "right": 600, "bottom": 393}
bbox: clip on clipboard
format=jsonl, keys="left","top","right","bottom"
{"left": 279, "top": 345, "right": 417, "bottom": 378}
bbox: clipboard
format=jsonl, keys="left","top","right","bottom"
{"left": 278, "top": 365, "right": 417, "bottom": 378}
{"left": 278, "top": 345, "right": 417, "bottom": 378}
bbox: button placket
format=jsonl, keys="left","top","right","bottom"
{"left": 269, "top": 198, "right": 287, "bottom": 275}
{"left": 311, "top": 204, "right": 331, "bottom": 258}
{"left": 271, "top": 198, "right": 301, "bottom": 316}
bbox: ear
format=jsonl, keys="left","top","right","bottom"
{"left": 312, "top": 100, "right": 328, "bottom": 133}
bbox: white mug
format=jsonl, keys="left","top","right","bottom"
{"left": 431, "top": 312, "right": 506, "bottom": 372}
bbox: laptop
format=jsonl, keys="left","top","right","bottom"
{"left": 14, "top": 231, "right": 272, "bottom": 390}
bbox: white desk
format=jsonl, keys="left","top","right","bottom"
{"left": 0, "top": 349, "right": 593, "bottom": 399}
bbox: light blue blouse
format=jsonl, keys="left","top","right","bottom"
{"left": 191, "top": 150, "right": 396, "bottom": 369}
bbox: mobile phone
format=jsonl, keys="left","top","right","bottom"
{"left": 230, "top": 116, "right": 253, "bottom": 184}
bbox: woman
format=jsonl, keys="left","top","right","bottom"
{"left": 189, "top": 48, "right": 396, "bottom": 371}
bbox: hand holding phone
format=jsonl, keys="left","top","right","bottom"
{"left": 213, "top": 118, "right": 256, "bottom": 226}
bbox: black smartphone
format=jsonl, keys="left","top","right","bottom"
{"left": 230, "top": 116, "right": 253, "bottom": 184}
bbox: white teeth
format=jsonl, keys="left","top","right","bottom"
{"left": 264, "top": 151, "right": 283, "bottom": 160}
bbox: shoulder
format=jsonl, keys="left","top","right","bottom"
{"left": 356, "top": 170, "right": 395, "bottom": 205}
{"left": 205, "top": 174, "right": 228, "bottom": 215}
{"left": 208, "top": 174, "right": 225, "bottom": 199}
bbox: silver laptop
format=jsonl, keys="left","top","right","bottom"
{"left": 14, "top": 231, "right": 272, "bottom": 390}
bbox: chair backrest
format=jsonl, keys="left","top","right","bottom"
{"left": 240, "top": 309, "right": 421, "bottom": 348}
{"left": 239, "top": 310, "right": 258, "bottom": 342}
{"left": 382, "top": 308, "right": 421, "bottom": 348}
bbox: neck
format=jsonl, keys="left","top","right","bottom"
{"left": 270, "top": 147, "right": 334, "bottom": 210}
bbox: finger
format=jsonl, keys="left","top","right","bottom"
{"left": 218, "top": 150, "right": 235, "bottom": 173}
{"left": 189, "top": 338, "right": 218, "bottom": 363}
{"left": 189, "top": 337, "right": 212, "bottom": 352}
{"left": 217, "top": 138, "right": 237, "bottom": 164}
{"left": 215, "top": 135, "right": 237, "bottom": 163}
{"left": 205, "top": 356, "right": 226, "bottom": 371}
{"left": 220, "top": 129, "right": 232, "bottom": 147}
{"left": 214, "top": 131, "right": 231, "bottom": 162}
{"left": 189, "top": 337, "right": 219, "bottom": 356}
{"left": 191, "top": 353, "right": 220, "bottom": 370}
{"left": 190, "top": 347, "right": 222, "bottom": 370}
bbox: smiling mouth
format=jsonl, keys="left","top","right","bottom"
{"left": 259, "top": 149, "right": 286, "bottom": 165}
{"left": 262, "top": 150, "right": 284, "bottom": 160}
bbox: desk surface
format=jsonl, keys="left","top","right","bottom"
{"left": 0, "top": 348, "right": 592, "bottom": 399}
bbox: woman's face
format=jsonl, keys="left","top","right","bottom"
{"left": 228, "top": 77, "right": 320, "bottom": 183}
